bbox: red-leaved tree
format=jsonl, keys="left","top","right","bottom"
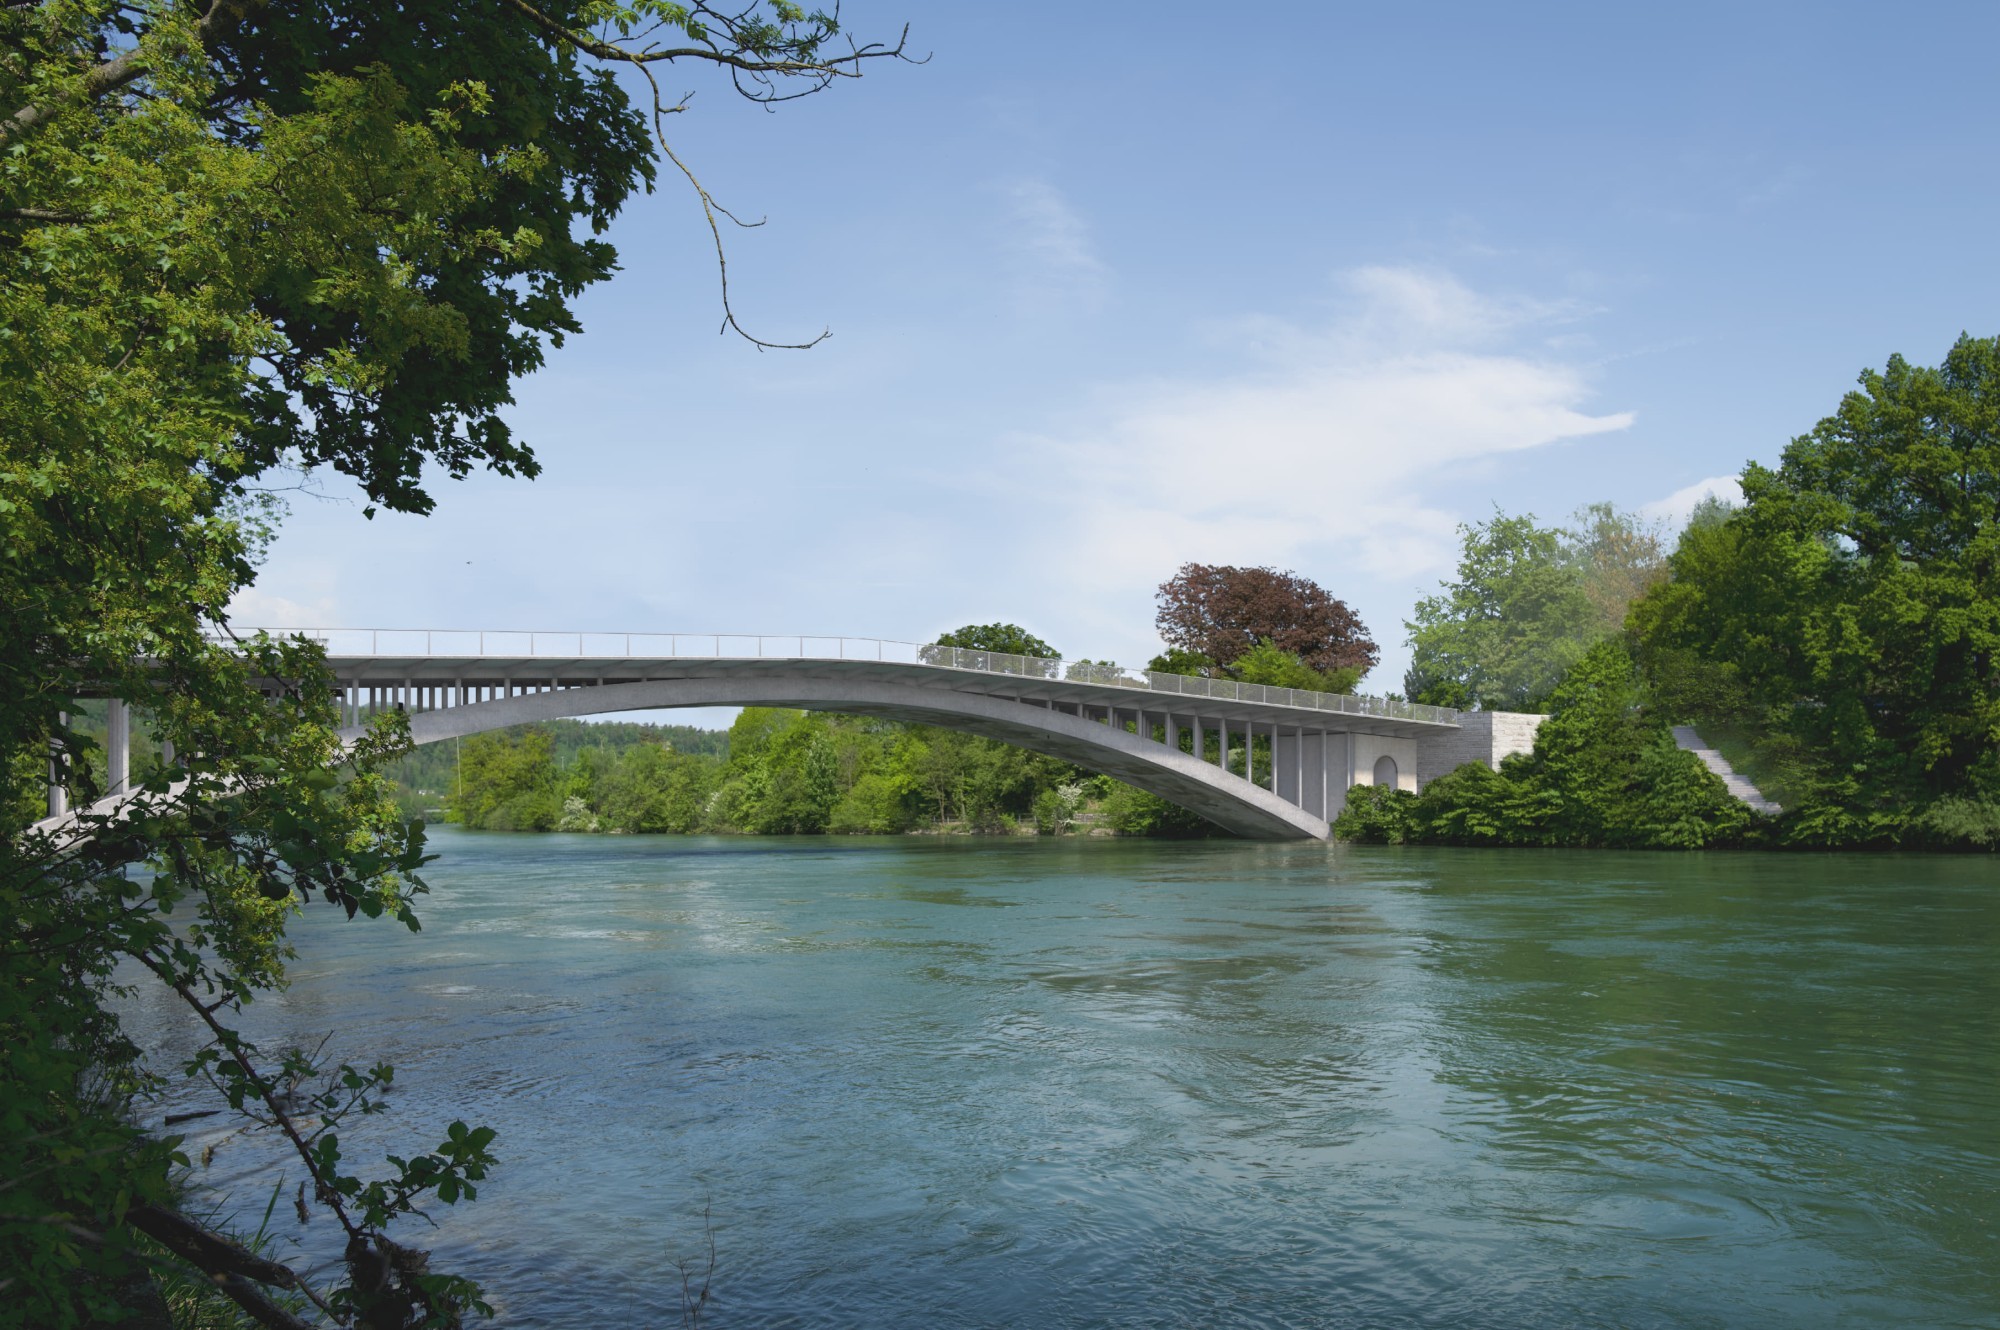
{"left": 1155, "top": 563, "right": 1378, "bottom": 675}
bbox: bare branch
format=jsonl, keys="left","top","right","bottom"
{"left": 493, "top": 3, "right": 921, "bottom": 346}
{"left": 36, "top": 1213, "right": 325, "bottom": 1330}
{"left": 500, "top": 0, "right": 914, "bottom": 83}
{"left": 0, "top": 206, "right": 87, "bottom": 223}
{"left": 635, "top": 64, "right": 828, "bottom": 350}
{"left": 134, "top": 949, "right": 367, "bottom": 1246}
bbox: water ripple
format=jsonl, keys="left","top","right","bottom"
{"left": 112, "top": 834, "right": 2000, "bottom": 1328}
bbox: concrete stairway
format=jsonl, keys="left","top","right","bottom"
{"left": 1671, "top": 726, "right": 1782, "bottom": 815}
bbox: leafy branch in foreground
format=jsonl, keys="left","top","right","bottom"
{"left": 4, "top": 2, "right": 908, "bottom": 1322}
{"left": 5, "top": 637, "right": 502, "bottom": 1323}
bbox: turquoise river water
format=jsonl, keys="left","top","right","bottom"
{"left": 130, "top": 829, "right": 2000, "bottom": 1328}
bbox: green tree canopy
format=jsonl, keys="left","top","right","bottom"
{"left": 1404, "top": 512, "right": 1596, "bottom": 710}
{"left": 931, "top": 622, "right": 1061, "bottom": 659}
{"left": 1630, "top": 335, "right": 2000, "bottom": 844}
{"left": 451, "top": 728, "right": 563, "bottom": 830}
{"left": 1228, "top": 639, "right": 1361, "bottom": 694}
{"left": 1567, "top": 501, "right": 1669, "bottom": 634}
{"left": 1404, "top": 505, "right": 1664, "bottom": 711}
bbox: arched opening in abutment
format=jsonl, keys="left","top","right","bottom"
{"left": 374, "top": 676, "right": 1331, "bottom": 841}
{"left": 1372, "top": 754, "right": 1399, "bottom": 788}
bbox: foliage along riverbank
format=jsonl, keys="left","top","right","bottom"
{"left": 1336, "top": 640, "right": 1757, "bottom": 849}
{"left": 1355, "top": 336, "right": 2000, "bottom": 853}
{"left": 398, "top": 713, "right": 1220, "bottom": 838}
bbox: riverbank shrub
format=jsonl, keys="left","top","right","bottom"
{"left": 1335, "top": 641, "right": 1753, "bottom": 849}
{"left": 1095, "top": 782, "right": 1223, "bottom": 837}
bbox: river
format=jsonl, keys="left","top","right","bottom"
{"left": 130, "top": 829, "right": 2000, "bottom": 1328}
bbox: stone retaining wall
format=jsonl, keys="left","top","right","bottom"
{"left": 1416, "top": 710, "right": 1545, "bottom": 787}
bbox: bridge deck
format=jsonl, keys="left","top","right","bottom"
{"left": 38, "top": 634, "right": 1459, "bottom": 844}
{"left": 237, "top": 630, "right": 1461, "bottom": 840}
{"left": 313, "top": 649, "right": 1459, "bottom": 740}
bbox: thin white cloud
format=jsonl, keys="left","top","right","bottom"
{"left": 1642, "top": 473, "right": 1742, "bottom": 531}
{"left": 228, "top": 583, "right": 340, "bottom": 631}
{"left": 999, "top": 178, "right": 1106, "bottom": 312}
{"left": 1010, "top": 267, "right": 1633, "bottom": 628}
{"left": 1327, "top": 264, "right": 1594, "bottom": 351}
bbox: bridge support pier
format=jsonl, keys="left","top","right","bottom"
{"left": 47, "top": 712, "right": 66, "bottom": 820}
{"left": 106, "top": 698, "right": 129, "bottom": 797}
{"left": 1274, "top": 729, "right": 1335, "bottom": 818}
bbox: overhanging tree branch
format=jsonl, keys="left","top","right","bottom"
{"left": 0, "top": 206, "right": 86, "bottom": 223}
{"left": 0, "top": 0, "right": 259, "bottom": 147}
{"left": 636, "top": 65, "right": 829, "bottom": 349}
{"left": 499, "top": 0, "right": 923, "bottom": 349}
{"left": 498, "top": 0, "right": 912, "bottom": 84}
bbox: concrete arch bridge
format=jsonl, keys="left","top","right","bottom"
{"left": 249, "top": 629, "right": 1517, "bottom": 841}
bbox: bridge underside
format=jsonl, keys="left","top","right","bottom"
{"left": 359, "top": 676, "right": 1338, "bottom": 841}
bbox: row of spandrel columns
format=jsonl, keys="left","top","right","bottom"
{"left": 1033, "top": 699, "right": 1337, "bottom": 818}
{"left": 333, "top": 678, "right": 593, "bottom": 726}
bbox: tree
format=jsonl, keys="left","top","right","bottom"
{"left": 930, "top": 623, "right": 1060, "bottom": 658}
{"left": 1154, "top": 563, "right": 1377, "bottom": 677}
{"left": 1144, "top": 647, "right": 1221, "bottom": 678}
{"left": 2, "top": 3, "right": 907, "bottom": 1322}
{"left": 1629, "top": 335, "right": 2000, "bottom": 845}
{"left": 599, "top": 743, "right": 716, "bottom": 832}
{"left": 1229, "top": 639, "right": 1361, "bottom": 694}
{"left": 750, "top": 714, "right": 841, "bottom": 833}
{"left": 1565, "top": 501, "right": 1669, "bottom": 635}
{"left": 1403, "top": 511, "right": 1599, "bottom": 711}
{"left": 924, "top": 622, "right": 1061, "bottom": 680}
{"left": 1403, "top": 505, "right": 1667, "bottom": 712}
{"left": 450, "top": 729, "right": 562, "bottom": 830}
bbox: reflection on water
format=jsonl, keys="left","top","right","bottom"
{"left": 118, "top": 833, "right": 2000, "bottom": 1328}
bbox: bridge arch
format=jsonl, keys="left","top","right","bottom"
{"left": 367, "top": 676, "right": 1329, "bottom": 841}
{"left": 1372, "top": 754, "right": 1398, "bottom": 788}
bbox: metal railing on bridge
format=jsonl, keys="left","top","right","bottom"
{"left": 228, "top": 628, "right": 1460, "bottom": 727}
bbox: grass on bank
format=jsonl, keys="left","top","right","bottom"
{"left": 1691, "top": 721, "right": 1808, "bottom": 811}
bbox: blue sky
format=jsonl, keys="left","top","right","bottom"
{"left": 236, "top": 2, "right": 2000, "bottom": 717}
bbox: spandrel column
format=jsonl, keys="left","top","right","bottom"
{"left": 107, "top": 698, "right": 130, "bottom": 796}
